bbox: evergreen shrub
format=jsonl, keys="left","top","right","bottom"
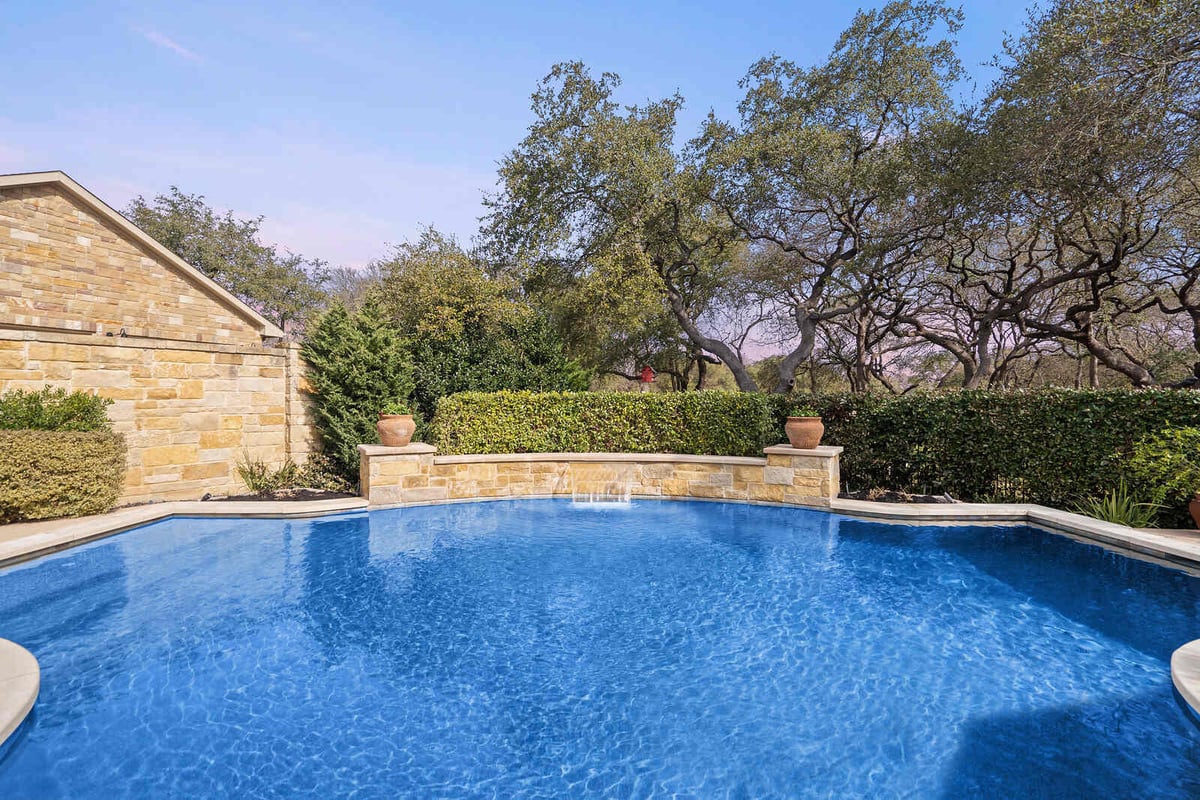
{"left": 1125, "top": 427, "right": 1200, "bottom": 527}
{"left": 408, "top": 315, "right": 591, "bottom": 423}
{"left": 301, "top": 303, "right": 415, "bottom": 480}
{"left": 799, "top": 390, "right": 1200, "bottom": 514}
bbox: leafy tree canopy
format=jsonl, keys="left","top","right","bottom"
{"left": 125, "top": 187, "right": 330, "bottom": 333}
{"left": 372, "top": 228, "right": 531, "bottom": 338}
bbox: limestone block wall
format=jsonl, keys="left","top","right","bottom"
{"left": 0, "top": 329, "right": 317, "bottom": 504}
{"left": 359, "top": 444, "right": 843, "bottom": 508}
{"left": 0, "top": 184, "right": 265, "bottom": 345}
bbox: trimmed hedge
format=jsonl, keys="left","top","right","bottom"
{"left": 433, "top": 391, "right": 779, "bottom": 457}
{"left": 805, "top": 390, "right": 1200, "bottom": 516}
{"left": 433, "top": 388, "right": 1200, "bottom": 522}
{"left": 0, "top": 431, "right": 127, "bottom": 523}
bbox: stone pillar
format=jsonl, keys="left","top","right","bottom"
{"left": 358, "top": 444, "right": 441, "bottom": 506}
{"left": 761, "top": 445, "right": 843, "bottom": 507}
{"left": 284, "top": 343, "right": 318, "bottom": 466}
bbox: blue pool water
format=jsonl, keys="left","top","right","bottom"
{"left": 0, "top": 499, "right": 1197, "bottom": 798}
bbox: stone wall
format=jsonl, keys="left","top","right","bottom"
{"left": 0, "top": 175, "right": 317, "bottom": 506}
{"left": 359, "top": 445, "right": 842, "bottom": 508}
{"left": 0, "top": 328, "right": 317, "bottom": 504}
{"left": 0, "top": 184, "right": 266, "bottom": 345}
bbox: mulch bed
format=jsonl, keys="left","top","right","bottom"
{"left": 202, "top": 489, "right": 359, "bottom": 502}
{"left": 839, "top": 489, "right": 958, "bottom": 504}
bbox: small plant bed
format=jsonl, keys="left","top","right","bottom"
{"left": 839, "top": 488, "right": 958, "bottom": 504}
{"left": 217, "top": 452, "right": 356, "bottom": 502}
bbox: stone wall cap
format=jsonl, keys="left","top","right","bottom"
{"left": 358, "top": 443, "right": 438, "bottom": 456}
{"left": 433, "top": 452, "right": 767, "bottom": 466}
{"left": 762, "top": 445, "right": 844, "bottom": 456}
{"left": 1172, "top": 639, "right": 1200, "bottom": 720}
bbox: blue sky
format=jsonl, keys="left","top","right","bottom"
{"left": 2, "top": 1, "right": 1032, "bottom": 267}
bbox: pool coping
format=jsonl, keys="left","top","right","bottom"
{"left": 0, "top": 639, "right": 38, "bottom": 749}
{"left": 1172, "top": 640, "right": 1200, "bottom": 725}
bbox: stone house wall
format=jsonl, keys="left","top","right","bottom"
{"left": 0, "top": 173, "right": 317, "bottom": 504}
{"left": 0, "top": 329, "right": 317, "bottom": 504}
{"left": 0, "top": 184, "right": 266, "bottom": 345}
{"left": 358, "top": 445, "right": 842, "bottom": 509}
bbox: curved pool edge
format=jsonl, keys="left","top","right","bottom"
{"left": 364, "top": 494, "right": 1200, "bottom": 575}
{"left": 0, "top": 639, "right": 38, "bottom": 748}
{"left": 1172, "top": 640, "right": 1200, "bottom": 721}
{"left": 4, "top": 492, "right": 1199, "bottom": 579}
{"left": 0, "top": 497, "right": 369, "bottom": 569}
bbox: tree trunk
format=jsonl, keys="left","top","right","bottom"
{"left": 664, "top": 287, "right": 759, "bottom": 392}
{"left": 1190, "top": 310, "right": 1200, "bottom": 379}
{"left": 852, "top": 316, "right": 870, "bottom": 394}
{"left": 773, "top": 317, "right": 818, "bottom": 394}
{"left": 962, "top": 322, "right": 995, "bottom": 389}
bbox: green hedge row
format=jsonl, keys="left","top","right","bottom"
{"left": 433, "top": 391, "right": 779, "bottom": 457}
{"left": 805, "top": 391, "right": 1200, "bottom": 513}
{"left": 433, "top": 388, "right": 1200, "bottom": 523}
{"left": 0, "top": 431, "right": 127, "bottom": 523}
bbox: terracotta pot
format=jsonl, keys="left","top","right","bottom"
{"left": 785, "top": 416, "right": 824, "bottom": 450}
{"left": 1190, "top": 492, "right": 1200, "bottom": 530}
{"left": 377, "top": 414, "right": 415, "bottom": 447}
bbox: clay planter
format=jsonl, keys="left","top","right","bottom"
{"left": 377, "top": 414, "right": 415, "bottom": 447}
{"left": 1191, "top": 492, "right": 1200, "bottom": 530}
{"left": 785, "top": 416, "right": 824, "bottom": 450}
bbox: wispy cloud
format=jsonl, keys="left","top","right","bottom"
{"left": 133, "top": 27, "right": 202, "bottom": 63}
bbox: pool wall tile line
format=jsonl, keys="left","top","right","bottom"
{"left": 2, "top": 448, "right": 1200, "bottom": 582}
{"left": 359, "top": 445, "right": 1200, "bottom": 573}
{"left": 0, "top": 639, "right": 38, "bottom": 748}
{"left": 0, "top": 497, "right": 368, "bottom": 569}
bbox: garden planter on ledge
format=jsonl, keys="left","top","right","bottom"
{"left": 377, "top": 414, "right": 415, "bottom": 447}
{"left": 785, "top": 416, "right": 824, "bottom": 450}
{"left": 1191, "top": 492, "right": 1200, "bottom": 530}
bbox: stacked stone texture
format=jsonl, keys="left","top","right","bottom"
{"left": 360, "top": 446, "right": 841, "bottom": 509}
{"left": 0, "top": 185, "right": 262, "bottom": 343}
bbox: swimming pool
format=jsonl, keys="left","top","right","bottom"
{"left": 0, "top": 499, "right": 1197, "bottom": 798}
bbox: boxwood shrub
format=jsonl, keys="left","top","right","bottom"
{"left": 0, "top": 386, "right": 113, "bottom": 431}
{"left": 434, "top": 388, "right": 1200, "bottom": 522}
{"left": 0, "top": 431, "right": 127, "bottom": 523}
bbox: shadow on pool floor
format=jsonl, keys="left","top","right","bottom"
{"left": 937, "top": 692, "right": 1200, "bottom": 799}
